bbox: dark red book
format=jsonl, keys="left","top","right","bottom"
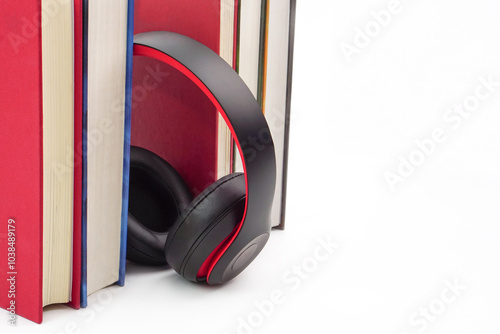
{"left": 71, "top": 0, "right": 84, "bottom": 312}
{"left": 133, "top": 0, "right": 239, "bottom": 196}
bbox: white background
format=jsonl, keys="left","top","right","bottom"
{"left": 5, "top": 0, "right": 500, "bottom": 333}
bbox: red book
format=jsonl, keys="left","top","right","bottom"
{"left": 0, "top": 0, "right": 44, "bottom": 324}
{"left": 71, "top": 0, "right": 84, "bottom": 312}
{"left": 133, "top": 0, "right": 239, "bottom": 196}
{"left": 0, "top": 0, "right": 82, "bottom": 323}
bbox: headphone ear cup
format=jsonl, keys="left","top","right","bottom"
{"left": 127, "top": 146, "right": 193, "bottom": 266}
{"left": 165, "top": 173, "right": 246, "bottom": 282}
{"left": 127, "top": 213, "right": 169, "bottom": 266}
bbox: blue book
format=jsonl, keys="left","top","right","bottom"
{"left": 81, "top": 0, "right": 134, "bottom": 308}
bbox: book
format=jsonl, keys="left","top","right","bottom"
{"left": 72, "top": 0, "right": 84, "bottom": 312}
{"left": 234, "top": 0, "right": 296, "bottom": 229}
{"left": 133, "top": 0, "right": 296, "bottom": 228}
{"left": 263, "top": 0, "right": 296, "bottom": 229}
{"left": 235, "top": 0, "right": 268, "bottom": 104}
{"left": 132, "top": 0, "right": 238, "bottom": 197}
{"left": 81, "top": 0, "right": 134, "bottom": 307}
{"left": 0, "top": 0, "right": 78, "bottom": 323}
{"left": 232, "top": 0, "right": 268, "bottom": 175}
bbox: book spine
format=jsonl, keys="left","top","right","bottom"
{"left": 118, "top": 0, "right": 135, "bottom": 287}
{"left": 257, "top": 0, "right": 269, "bottom": 108}
{"left": 70, "top": 0, "right": 84, "bottom": 309}
{"left": 277, "top": 0, "right": 297, "bottom": 230}
{"left": 81, "top": 0, "right": 89, "bottom": 308}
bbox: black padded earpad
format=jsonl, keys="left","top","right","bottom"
{"left": 127, "top": 146, "right": 193, "bottom": 266}
{"left": 165, "top": 173, "right": 246, "bottom": 282}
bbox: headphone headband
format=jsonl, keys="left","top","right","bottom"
{"left": 134, "top": 31, "right": 276, "bottom": 284}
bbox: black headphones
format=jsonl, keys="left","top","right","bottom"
{"left": 127, "top": 31, "right": 277, "bottom": 285}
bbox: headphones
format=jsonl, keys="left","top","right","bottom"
{"left": 126, "top": 31, "right": 277, "bottom": 285}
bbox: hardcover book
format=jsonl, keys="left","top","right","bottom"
{"left": 132, "top": 0, "right": 239, "bottom": 197}
{"left": 80, "top": 0, "right": 134, "bottom": 307}
{"left": 235, "top": 0, "right": 297, "bottom": 228}
{"left": 0, "top": 0, "right": 80, "bottom": 323}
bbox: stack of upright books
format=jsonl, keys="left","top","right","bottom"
{"left": 0, "top": 0, "right": 296, "bottom": 324}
